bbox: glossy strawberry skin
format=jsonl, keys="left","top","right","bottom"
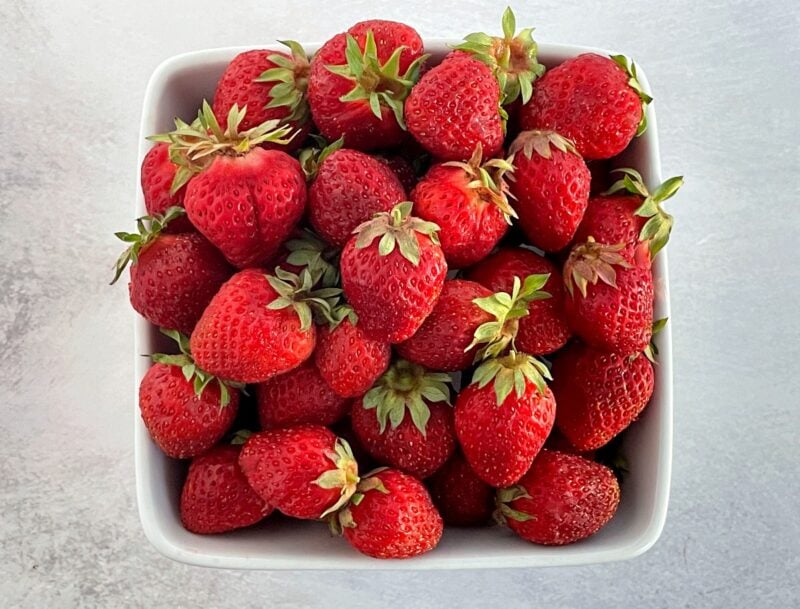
{"left": 412, "top": 163, "right": 509, "bottom": 268}
{"left": 396, "top": 279, "right": 493, "bottom": 371}
{"left": 340, "top": 233, "right": 447, "bottom": 343}
{"left": 139, "top": 363, "right": 239, "bottom": 459}
{"left": 466, "top": 248, "right": 571, "bottom": 355}
{"left": 351, "top": 399, "right": 456, "bottom": 479}
{"left": 455, "top": 382, "right": 556, "bottom": 488}
{"left": 519, "top": 54, "right": 643, "bottom": 160}
{"left": 505, "top": 450, "right": 620, "bottom": 545}
{"left": 406, "top": 53, "right": 504, "bottom": 162}
{"left": 377, "top": 154, "right": 417, "bottom": 193}
{"left": 573, "top": 194, "right": 645, "bottom": 263}
{"left": 180, "top": 444, "right": 273, "bottom": 534}
{"left": 184, "top": 149, "right": 306, "bottom": 268}
{"left": 343, "top": 469, "right": 443, "bottom": 559}
{"left": 309, "top": 149, "right": 405, "bottom": 247}
{"left": 140, "top": 143, "right": 193, "bottom": 232}
{"left": 314, "top": 318, "right": 391, "bottom": 398}
{"left": 190, "top": 269, "right": 316, "bottom": 383}
{"left": 238, "top": 425, "right": 343, "bottom": 519}
{"left": 552, "top": 343, "right": 655, "bottom": 450}
{"left": 427, "top": 452, "right": 493, "bottom": 527}
{"left": 256, "top": 361, "right": 351, "bottom": 429}
{"left": 128, "top": 232, "right": 232, "bottom": 335}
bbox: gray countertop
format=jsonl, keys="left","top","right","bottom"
{"left": 1, "top": 0, "right": 798, "bottom": 607}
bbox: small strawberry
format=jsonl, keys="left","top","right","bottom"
{"left": 351, "top": 360, "right": 455, "bottom": 479}
{"left": 140, "top": 142, "right": 193, "bottom": 232}
{"left": 427, "top": 452, "right": 494, "bottom": 527}
{"left": 239, "top": 425, "right": 359, "bottom": 520}
{"left": 496, "top": 450, "right": 620, "bottom": 545}
{"left": 340, "top": 202, "right": 447, "bottom": 343}
{"left": 466, "top": 247, "right": 571, "bottom": 355}
{"left": 111, "top": 207, "right": 232, "bottom": 335}
{"left": 455, "top": 351, "right": 556, "bottom": 487}
{"left": 406, "top": 52, "right": 505, "bottom": 162}
{"left": 139, "top": 330, "right": 242, "bottom": 458}
{"left": 335, "top": 468, "right": 443, "bottom": 559}
{"left": 411, "top": 144, "right": 515, "bottom": 268}
{"left": 519, "top": 53, "right": 652, "bottom": 160}
{"left": 180, "top": 439, "right": 273, "bottom": 534}
{"left": 376, "top": 153, "right": 417, "bottom": 192}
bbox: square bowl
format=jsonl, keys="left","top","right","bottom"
{"left": 134, "top": 40, "right": 673, "bottom": 569}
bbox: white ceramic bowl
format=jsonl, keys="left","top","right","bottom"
{"left": 134, "top": 40, "right": 672, "bottom": 569}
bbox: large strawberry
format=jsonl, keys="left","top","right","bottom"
{"left": 307, "top": 22, "right": 426, "bottom": 150}
{"left": 454, "top": 351, "right": 556, "bottom": 487}
{"left": 140, "top": 143, "right": 193, "bottom": 232}
{"left": 411, "top": 144, "right": 515, "bottom": 268}
{"left": 467, "top": 247, "right": 571, "bottom": 355}
{"left": 427, "top": 451, "right": 494, "bottom": 527}
{"left": 496, "top": 450, "right": 620, "bottom": 545}
{"left": 406, "top": 52, "right": 504, "bottom": 162}
{"left": 519, "top": 53, "right": 652, "bottom": 160}
{"left": 111, "top": 207, "right": 232, "bottom": 335}
{"left": 239, "top": 425, "right": 359, "bottom": 519}
{"left": 340, "top": 202, "right": 447, "bottom": 343}
{"left": 350, "top": 360, "right": 455, "bottom": 479}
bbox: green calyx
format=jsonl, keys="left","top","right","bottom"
{"left": 229, "top": 429, "right": 253, "bottom": 445}
{"left": 265, "top": 267, "right": 342, "bottom": 331}
{"left": 602, "top": 167, "right": 684, "bottom": 258}
{"left": 148, "top": 100, "right": 296, "bottom": 195}
{"left": 453, "top": 6, "right": 545, "bottom": 105}
{"left": 313, "top": 437, "right": 361, "bottom": 518}
{"left": 151, "top": 328, "right": 244, "bottom": 407}
{"left": 327, "top": 303, "right": 358, "bottom": 330}
{"left": 283, "top": 229, "right": 340, "bottom": 288}
{"left": 563, "top": 237, "right": 632, "bottom": 298}
{"left": 509, "top": 129, "right": 579, "bottom": 161}
{"left": 328, "top": 469, "right": 389, "bottom": 534}
{"left": 466, "top": 274, "right": 551, "bottom": 361}
{"left": 298, "top": 135, "right": 345, "bottom": 180}
{"left": 609, "top": 55, "right": 653, "bottom": 137}
{"left": 110, "top": 206, "right": 185, "bottom": 285}
{"left": 494, "top": 485, "right": 535, "bottom": 524}
{"left": 643, "top": 317, "right": 668, "bottom": 363}
{"left": 254, "top": 40, "right": 311, "bottom": 124}
{"left": 362, "top": 360, "right": 451, "bottom": 437}
{"left": 353, "top": 201, "right": 441, "bottom": 267}
{"left": 326, "top": 31, "right": 428, "bottom": 129}
{"left": 471, "top": 350, "right": 552, "bottom": 407}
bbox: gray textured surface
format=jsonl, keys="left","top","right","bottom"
{"left": 1, "top": 0, "right": 798, "bottom": 607}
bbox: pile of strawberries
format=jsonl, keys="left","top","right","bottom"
{"left": 117, "top": 8, "right": 682, "bottom": 559}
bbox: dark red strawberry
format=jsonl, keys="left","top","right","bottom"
{"left": 376, "top": 154, "right": 417, "bottom": 192}
{"left": 140, "top": 143, "right": 193, "bottom": 232}
{"left": 427, "top": 452, "right": 494, "bottom": 526}
{"left": 496, "top": 450, "right": 620, "bottom": 545}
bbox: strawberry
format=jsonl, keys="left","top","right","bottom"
{"left": 335, "top": 468, "right": 443, "bottom": 558}
{"left": 256, "top": 360, "right": 350, "bottom": 430}
{"left": 376, "top": 153, "right": 417, "bottom": 192}
{"left": 466, "top": 247, "right": 571, "bottom": 355}
{"left": 140, "top": 143, "right": 193, "bottom": 232}
{"left": 496, "top": 450, "right": 620, "bottom": 545}
{"left": 139, "top": 330, "right": 242, "bottom": 459}
{"left": 454, "top": 351, "right": 556, "bottom": 487}
{"left": 190, "top": 267, "right": 340, "bottom": 383}
{"left": 307, "top": 23, "right": 426, "bottom": 150}
{"left": 180, "top": 441, "right": 273, "bottom": 534}
{"left": 350, "top": 360, "right": 455, "bottom": 478}
{"left": 427, "top": 452, "right": 493, "bottom": 527}
{"left": 406, "top": 52, "right": 504, "bottom": 162}
{"left": 411, "top": 144, "right": 515, "bottom": 268}
{"left": 519, "top": 53, "right": 652, "bottom": 160}
{"left": 239, "top": 425, "right": 359, "bottom": 519}
{"left": 152, "top": 102, "right": 305, "bottom": 268}
{"left": 340, "top": 202, "right": 447, "bottom": 343}
{"left": 563, "top": 238, "right": 654, "bottom": 356}
{"left": 111, "top": 207, "right": 232, "bottom": 335}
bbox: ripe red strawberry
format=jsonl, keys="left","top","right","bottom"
{"left": 411, "top": 144, "right": 514, "bottom": 268}
{"left": 519, "top": 53, "right": 652, "bottom": 160}
{"left": 350, "top": 360, "right": 455, "bottom": 478}
{"left": 139, "top": 330, "right": 241, "bottom": 458}
{"left": 508, "top": 130, "right": 591, "bottom": 252}
{"left": 256, "top": 360, "right": 350, "bottom": 429}
{"left": 140, "top": 143, "right": 193, "bottom": 232}
{"left": 454, "top": 352, "right": 556, "bottom": 487}
{"left": 406, "top": 52, "right": 504, "bottom": 162}
{"left": 239, "top": 425, "right": 359, "bottom": 519}
{"left": 180, "top": 442, "right": 273, "bottom": 534}
{"left": 336, "top": 468, "right": 443, "bottom": 558}
{"left": 376, "top": 154, "right": 417, "bottom": 192}
{"left": 467, "top": 247, "right": 571, "bottom": 355}
{"left": 563, "top": 238, "right": 654, "bottom": 356}
{"left": 427, "top": 452, "right": 493, "bottom": 527}
{"left": 496, "top": 450, "right": 620, "bottom": 545}
{"left": 307, "top": 23, "right": 426, "bottom": 150}
{"left": 111, "top": 208, "right": 232, "bottom": 335}
{"left": 340, "top": 202, "right": 447, "bottom": 343}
